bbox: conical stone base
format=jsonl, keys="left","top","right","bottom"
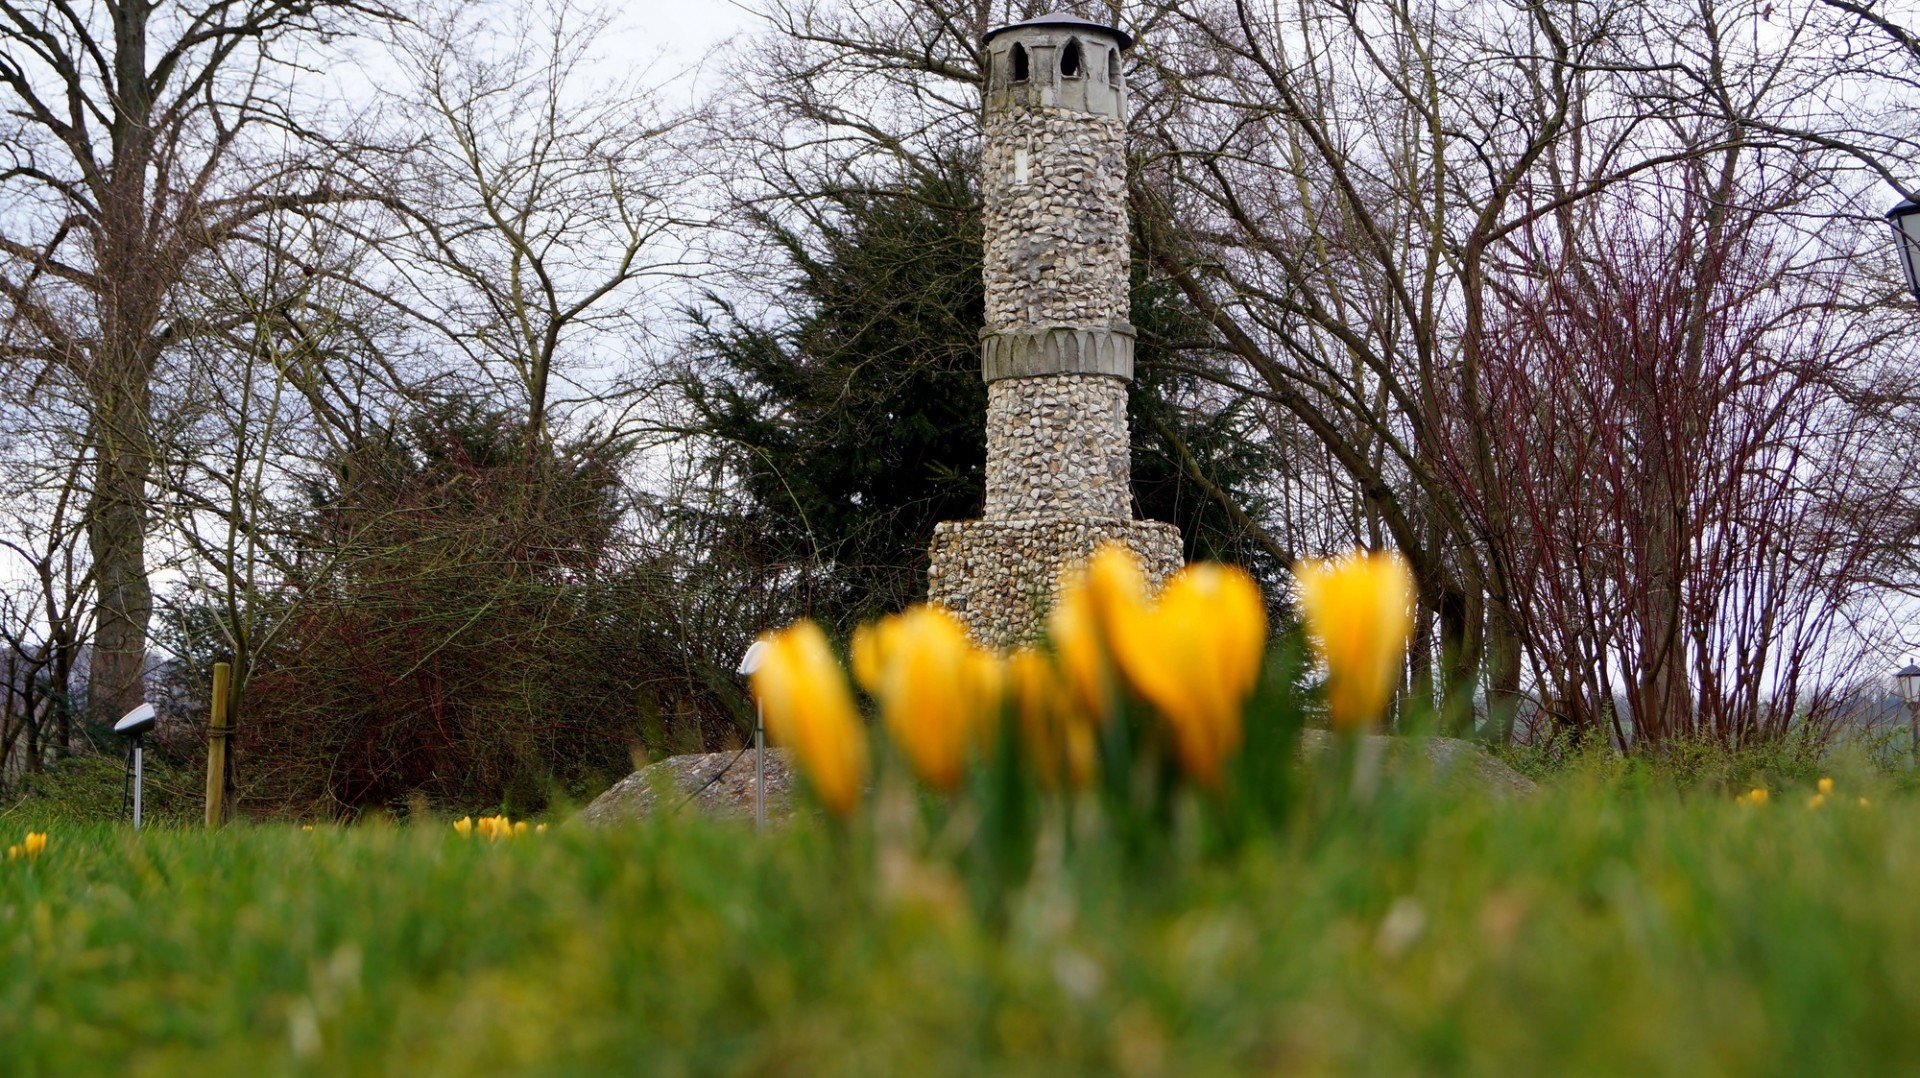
{"left": 927, "top": 518, "right": 1182, "bottom": 648}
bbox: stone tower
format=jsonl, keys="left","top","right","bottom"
{"left": 927, "top": 11, "right": 1183, "bottom": 647}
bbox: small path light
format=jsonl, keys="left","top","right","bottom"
{"left": 1889, "top": 198, "right": 1920, "bottom": 303}
{"left": 738, "top": 640, "right": 771, "bottom": 832}
{"left": 1898, "top": 661, "right": 1920, "bottom": 762}
{"left": 114, "top": 703, "right": 158, "bottom": 830}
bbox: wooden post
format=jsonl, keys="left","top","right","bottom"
{"left": 206, "top": 662, "right": 231, "bottom": 828}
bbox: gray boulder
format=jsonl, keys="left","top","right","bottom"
{"left": 578, "top": 732, "right": 1533, "bottom": 826}
{"left": 578, "top": 748, "right": 797, "bottom": 827}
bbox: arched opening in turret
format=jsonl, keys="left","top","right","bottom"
{"left": 1061, "top": 38, "right": 1083, "bottom": 78}
{"left": 1107, "top": 48, "right": 1121, "bottom": 85}
{"left": 1010, "top": 43, "right": 1029, "bottom": 82}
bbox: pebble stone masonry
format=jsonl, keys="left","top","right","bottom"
{"left": 927, "top": 11, "right": 1182, "bottom": 647}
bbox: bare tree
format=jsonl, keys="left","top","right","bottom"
{"left": 1444, "top": 171, "right": 1896, "bottom": 745}
{"left": 366, "top": 0, "right": 699, "bottom": 455}
{"left": 0, "top": 416, "right": 95, "bottom": 770}
{"left": 0, "top": 0, "right": 398, "bottom": 725}
{"left": 147, "top": 212, "right": 411, "bottom": 758}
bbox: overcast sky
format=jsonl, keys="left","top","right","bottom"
{"left": 608, "top": 0, "right": 764, "bottom": 74}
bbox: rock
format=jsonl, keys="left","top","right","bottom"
{"left": 578, "top": 733, "right": 1533, "bottom": 827}
{"left": 576, "top": 748, "right": 797, "bottom": 827}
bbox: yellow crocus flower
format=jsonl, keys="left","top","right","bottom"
{"left": 1085, "top": 542, "right": 1149, "bottom": 631}
{"left": 1009, "top": 649, "right": 1097, "bottom": 788}
{"left": 453, "top": 816, "right": 474, "bottom": 836}
{"left": 850, "top": 619, "right": 893, "bottom": 696}
{"left": 1047, "top": 567, "right": 1113, "bottom": 721}
{"left": 869, "top": 605, "right": 1002, "bottom": 792}
{"left": 1048, "top": 542, "right": 1153, "bottom": 721}
{"left": 1817, "top": 777, "right": 1834, "bottom": 795}
{"left": 1293, "top": 550, "right": 1415, "bottom": 731}
{"left": 8, "top": 832, "right": 48, "bottom": 863}
{"left": 1105, "top": 561, "right": 1269, "bottom": 787}
{"left": 750, "top": 620, "right": 870, "bottom": 817}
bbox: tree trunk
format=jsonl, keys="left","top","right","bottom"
{"left": 1484, "top": 598, "right": 1524, "bottom": 744}
{"left": 1437, "top": 582, "right": 1480, "bottom": 734}
{"left": 82, "top": 1, "right": 160, "bottom": 729}
{"left": 84, "top": 370, "right": 156, "bottom": 727}
{"left": 1636, "top": 479, "right": 1690, "bottom": 744}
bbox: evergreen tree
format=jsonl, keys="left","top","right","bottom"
{"left": 683, "top": 158, "right": 1278, "bottom": 633}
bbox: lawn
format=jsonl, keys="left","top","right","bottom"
{"left": 5, "top": 756, "right": 1918, "bottom": 1075}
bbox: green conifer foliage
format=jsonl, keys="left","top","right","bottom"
{"left": 682, "top": 158, "right": 1278, "bottom": 634}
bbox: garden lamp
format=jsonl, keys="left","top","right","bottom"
{"left": 1898, "top": 662, "right": 1920, "bottom": 763}
{"left": 1889, "top": 199, "right": 1920, "bottom": 304}
{"left": 738, "top": 640, "right": 770, "bottom": 832}
{"left": 114, "top": 702, "right": 158, "bottom": 830}
{"left": 1899, "top": 662, "right": 1920, "bottom": 707}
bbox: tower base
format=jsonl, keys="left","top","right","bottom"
{"left": 927, "top": 518, "right": 1183, "bottom": 648}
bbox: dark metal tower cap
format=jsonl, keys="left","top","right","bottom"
{"left": 984, "top": 10, "right": 1134, "bottom": 51}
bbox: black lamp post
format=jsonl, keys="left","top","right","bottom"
{"left": 1890, "top": 199, "right": 1920, "bottom": 303}
{"left": 1898, "top": 662, "right": 1920, "bottom": 762}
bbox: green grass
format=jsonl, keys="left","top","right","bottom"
{"left": 4, "top": 760, "right": 1919, "bottom": 1075}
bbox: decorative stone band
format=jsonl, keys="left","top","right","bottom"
{"left": 981, "top": 323, "right": 1134, "bottom": 383}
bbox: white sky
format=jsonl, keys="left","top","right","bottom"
{"left": 605, "top": 0, "right": 764, "bottom": 79}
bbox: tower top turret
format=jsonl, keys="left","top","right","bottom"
{"left": 983, "top": 11, "right": 1133, "bottom": 50}
{"left": 983, "top": 11, "right": 1131, "bottom": 119}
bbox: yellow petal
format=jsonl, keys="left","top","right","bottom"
{"left": 1294, "top": 550, "right": 1415, "bottom": 731}
{"left": 964, "top": 646, "right": 1007, "bottom": 749}
{"left": 1085, "top": 543, "right": 1148, "bottom": 633}
{"left": 1010, "top": 648, "right": 1096, "bottom": 788}
{"left": 1102, "top": 561, "right": 1268, "bottom": 787}
{"left": 750, "top": 621, "right": 869, "bottom": 816}
{"left": 1047, "top": 571, "right": 1111, "bottom": 720}
{"left": 876, "top": 605, "right": 990, "bottom": 792}
{"left": 850, "top": 619, "right": 891, "bottom": 696}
